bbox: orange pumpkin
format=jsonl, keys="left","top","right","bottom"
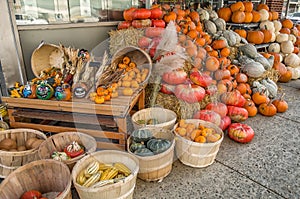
{"left": 163, "top": 11, "right": 177, "bottom": 23}
{"left": 273, "top": 62, "right": 287, "bottom": 77}
{"left": 220, "top": 47, "right": 231, "bottom": 57}
{"left": 217, "top": 7, "right": 232, "bottom": 22}
{"left": 251, "top": 10, "right": 261, "bottom": 23}
{"left": 247, "top": 30, "right": 264, "bottom": 44}
{"left": 281, "top": 19, "right": 294, "bottom": 29}
{"left": 278, "top": 70, "right": 292, "bottom": 83}
{"left": 244, "top": 12, "right": 253, "bottom": 23}
{"left": 234, "top": 29, "right": 247, "bottom": 38}
{"left": 243, "top": 99, "right": 258, "bottom": 117}
{"left": 227, "top": 64, "right": 240, "bottom": 76}
{"left": 243, "top": 1, "right": 253, "bottom": 12}
{"left": 258, "top": 101, "right": 277, "bottom": 116}
{"left": 256, "top": 4, "right": 269, "bottom": 11}
{"left": 261, "top": 29, "right": 272, "bottom": 43}
{"left": 252, "top": 90, "right": 269, "bottom": 105}
{"left": 189, "top": 11, "right": 200, "bottom": 23}
{"left": 205, "top": 56, "right": 220, "bottom": 72}
{"left": 231, "top": 11, "right": 245, "bottom": 23}
{"left": 230, "top": 1, "right": 245, "bottom": 12}
{"left": 272, "top": 94, "right": 288, "bottom": 113}
{"left": 271, "top": 11, "right": 279, "bottom": 20}
{"left": 211, "top": 39, "right": 228, "bottom": 50}
{"left": 268, "top": 12, "right": 273, "bottom": 21}
{"left": 279, "top": 27, "right": 291, "bottom": 34}
{"left": 195, "top": 37, "right": 206, "bottom": 46}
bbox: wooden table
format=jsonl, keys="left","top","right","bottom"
{"left": 2, "top": 87, "right": 145, "bottom": 151}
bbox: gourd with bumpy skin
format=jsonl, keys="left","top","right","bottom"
{"left": 238, "top": 55, "right": 255, "bottom": 65}
{"left": 268, "top": 43, "right": 280, "bottom": 53}
{"left": 260, "top": 78, "right": 278, "bottom": 99}
{"left": 199, "top": 8, "right": 210, "bottom": 21}
{"left": 131, "top": 129, "right": 153, "bottom": 142}
{"left": 134, "top": 147, "right": 154, "bottom": 156}
{"left": 287, "top": 67, "right": 300, "bottom": 79}
{"left": 242, "top": 61, "right": 265, "bottom": 78}
{"left": 146, "top": 138, "right": 171, "bottom": 154}
{"left": 252, "top": 81, "right": 270, "bottom": 97}
{"left": 273, "top": 20, "right": 282, "bottom": 32}
{"left": 239, "top": 44, "right": 258, "bottom": 58}
{"left": 130, "top": 142, "right": 146, "bottom": 153}
{"left": 281, "top": 41, "right": 294, "bottom": 54}
{"left": 284, "top": 53, "right": 300, "bottom": 67}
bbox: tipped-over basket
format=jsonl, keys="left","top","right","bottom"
{"left": 38, "top": 131, "right": 97, "bottom": 170}
{"left": 131, "top": 107, "right": 177, "bottom": 130}
{"left": 72, "top": 150, "right": 139, "bottom": 199}
{"left": 174, "top": 119, "right": 224, "bottom": 168}
{"left": 127, "top": 127, "right": 175, "bottom": 182}
{"left": 0, "top": 159, "right": 72, "bottom": 199}
{"left": 0, "top": 128, "right": 47, "bottom": 178}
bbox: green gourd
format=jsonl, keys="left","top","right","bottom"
{"left": 134, "top": 148, "right": 154, "bottom": 157}
{"left": 131, "top": 129, "right": 153, "bottom": 142}
{"left": 146, "top": 138, "right": 171, "bottom": 154}
{"left": 129, "top": 142, "right": 145, "bottom": 153}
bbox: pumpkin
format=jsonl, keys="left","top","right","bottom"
{"left": 230, "top": 1, "right": 245, "bottom": 12}
{"left": 129, "top": 142, "right": 145, "bottom": 153}
{"left": 257, "top": 4, "right": 269, "bottom": 11}
{"left": 189, "top": 70, "right": 213, "bottom": 87}
{"left": 147, "top": 138, "right": 171, "bottom": 154}
{"left": 281, "top": 19, "right": 294, "bottom": 29}
{"left": 162, "top": 69, "right": 187, "bottom": 85}
{"left": 281, "top": 41, "right": 294, "bottom": 54}
{"left": 234, "top": 29, "right": 247, "bottom": 38}
{"left": 221, "top": 90, "right": 246, "bottom": 107}
{"left": 242, "top": 61, "right": 266, "bottom": 78}
{"left": 273, "top": 62, "right": 287, "bottom": 76}
{"left": 123, "top": 7, "right": 136, "bottom": 21}
{"left": 247, "top": 30, "right": 264, "bottom": 44}
{"left": 252, "top": 90, "right": 269, "bottom": 105}
{"left": 239, "top": 43, "right": 258, "bottom": 58}
{"left": 199, "top": 8, "right": 210, "bottom": 21}
{"left": 228, "top": 123, "right": 255, "bottom": 143}
{"left": 278, "top": 69, "right": 293, "bottom": 82}
{"left": 205, "top": 56, "right": 220, "bottom": 71}
{"left": 268, "top": 43, "right": 280, "bottom": 53}
{"left": 189, "top": 11, "right": 200, "bottom": 23}
{"left": 174, "top": 84, "right": 206, "bottom": 103}
{"left": 132, "top": 8, "right": 152, "bottom": 20}
{"left": 243, "top": 99, "right": 258, "bottom": 117}
{"left": 251, "top": 10, "right": 261, "bottom": 23}
{"left": 211, "top": 39, "right": 228, "bottom": 50}
{"left": 21, "top": 190, "right": 42, "bottom": 199}
{"left": 260, "top": 21, "right": 275, "bottom": 32}
{"left": 258, "top": 101, "right": 277, "bottom": 116}
{"left": 193, "top": 110, "right": 222, "bottom": 126}
{"left": 163, "top": 11, "right": 177, "bottom": 23}
{"left": 273, "top": 20, "right": 282, "bottom": 32}
{"left": 272, "top": 93, "right": 288, "bottom": 113}
{"left": 231, "top": 11, "right": 245, "bottom": 23}
{"left": 204, "top": 20, "right": 217, "bottom": 35}
{"left": 287, "top": 66, "right": 300, "bottom": 79}
{"left": 244, "top": 12, "right": 253, "bottom": 23}
{"left": 227, "top": 105, "right": 248, "bottom": 122}
{"left": 260, "top": 78, "right": 278, "bottom": 99}
{"left": 243, "top": 1, "right": 253, "bottom": 12}
{"left": 284, "top": 53, "right": 300, "bottom": 67}
{"left": 22, "top": 83, "right": 37, "bottom": 99}
{"left": 131, "top": 128, "right": 153, "bottom": 142}
{"left": 258, "top": 9, "right": 269, "bottom": 21}
{"left": 213, "top": 18, "right": 226, "bottom": 31}
{"left": 36, "top": 81, "right": 54, "bottom": 100}
{"left": 205, "top": 102, "right": 228, "bottom": 118}
{"left": 271, "top": 11, "right": 279, "bottom": 20}
{"left": 261, "top": 28, "right": 272, "bottom": 43}
{"left": 217, "top": 7, "right": 232, "bottom": 22}
{"left": 134, "top": 147, "right": 154, "bottom": 156}
{"left": 223, "top": 30, "right": 239, "bottom": 46}
{"left": 280, "top": 27, "right": 291, "bottom": 34}
{"left": 276, "top": 33, "right": 289, "bottom": 43}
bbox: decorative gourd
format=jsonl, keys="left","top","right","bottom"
{"left": 258, "top": 101, "right": 277, "bottom": 116}
{"left": 222, "top": 30, "right": 237, "bottom": 46}
{"left": 239, "top": 43, "right": 258, "bottom": 58}
{"left": 242, "top": 61, "right": 266, "bottom": 78}
{"left": 261, "top": 29, "right": 272, "bottom": 43}
{"left": 243, "top": 1, "right": 253, "bottom": 12}
{"left": 238, "top": 55, "right": 255, "bottom": 65}
{"left": 247, "top": 30, "right": 264, "bottom": 44}
{"left": 257, "top": 4, "right": 269, "bottom": 11}
{"left": 280, "top": 41, "right": 294, "bottom": 54}
{"left": 232, "top": 31, "right": 242, "bottom": 44}
{"left": 286, "top": 67, "right": 300, "bottom": 79}
{"left": 270, "top": 32, "right": 276, "bottom": 42}
{"left": 146, "top": 138, "right": 171, "bottom": 154}
{"left": 258, "top": 9, "right": 269, "bottom": 21}
{"left": 288, "top": 34, "right": 297, "bottom": 44}
{"left": 268, "top": 43, "right": 280, "bottom": 53}
{"left": 134, "top": 147, "right": 154, "bottom": 156}
{"left": 284, "top": 53, "right": 300, "bottom": 67}
{"left": 273, "top": 20, "right": 282, "bottom": 32}
{"left": 254, "top": 54, "right": 272, "bottom": 70}
{"left": 131, "top": 129, "right": 153, "bottom": 142}
{"left": 278, "top": 70, "right": 292, "bottom": 82}
{"left": 231, "top": 11, "right": 245, "bottom": 23}
{"left": 207, "top": 9, "right": 218, "bottom": 20}
{"left": 244, "top": 12, "right": 253, "bottom": 23}
{"left": 199, "top": 8, "right": 210, "bottom": 21}
{"left": 252, "top": 81, "right": 269, "bottom": 97}
{"left": 212, "top": 38, "right": 228, "bottom": 49}
{"left": 260, "top": 21, "right": 275, "bottom": 32}
{"left": 36, "top": 81, "right": 54, "bottom": 100}
{"left": 217, "top": 7, "right": 232, "bottom": 22}
{"left": 276, "top": 33, "right": 289, "bottom": 43}
{"left": 260, "top": 78, "right": 278, "bottom": 99}
{"left": 130, "top": 142, "right": 145, "bottom": 153}
{"left": 272, "top": 93, "right": 288, "bottom": 113}
{"left": 23, "top": 83, "right": 37, "bottom": 99}
{"left": 251, "top": 10, "right": 261, "bottom": 23}
{"left": 204, "top": 20, "right": 217, "bottom": 35}
{"left": 213, "top": 18, "right": 226, "bottom": 31}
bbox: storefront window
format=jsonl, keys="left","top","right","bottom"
{"left": 13, "top": 0, "right": 142, "bottom": 25}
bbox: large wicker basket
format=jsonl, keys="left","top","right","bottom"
{"left": 174, "top": 119, "right": 224, "bottom": 168}
{"left": 72, "top": 150, "right": 139, "bottom": 199}
{"left": 127, "top": 127, "right": 175, "bottom": 182}
{"left": 0, "top": 159, "right": 72, "bottom": 199}
{"left": 31, "top": 42, "right": 64, "bottom": 77}
{"left": 0, "top": 128, "right": 47, "bottom": 178}
{"left": 38, "top": 132, "right": 97, "bottom": 171}
{"left": 131, "top": 107, "right": 177, "bottom": 130}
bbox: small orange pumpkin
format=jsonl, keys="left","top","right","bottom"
{"left": 211, "top": 39, "right": 228, "bottom": 50}
{"left": 220, "top": 47, "right": 231, "bottom": 57}
{"left": 281, "top": 19, "right": 294, "bottom": 29}
{"left": 258, "top": 101, "right": 277, "bottom": 116}
{"left": 227, "top": 64, "right": 240, "bottom": 76}
{"left": 243, "top": 99, "right": 258, "bottom": 117}
{"left": 247, "top": 30, "right": 264, "bottom": 44}
{"left": 271, "top": 11, "right": 279, "bottom": 20}
{"left": 279, "top": 27, "right": 291, "bottom": 34}
{"left": 261, "top": 28, "right": 272, "bottom": 43}
{"left": 272, "top": 93, "right": 288, "bottom": 113}
{"left": 230, "top": 1, "right": 245, "bottom": 12}
{"left": 231, "top": 11, "right": 245, "bottom": 23}
{"left": 278, "top": 70, "right": 292, "bottom": 83}
{"left": 243, "top": 1, "right": 253, "bottom": 12}
{"left": 205, "top": 56, "right": 220, "bottom": 72}
{"left": 234, "top": 29, "right": 247, "bottom": 38}
{"left": 252, "top": 90, "right": 269, "bottom": 105}
{"left": 217, "top": 7, "right": 232, "bottom": 22}
{"left": 256, "top": 4, "right": 269, "bottom": 11}
{"left": 244, "top": 12, "right": 253, "bottom": 23}
{"left": 251, "top": 10, "right": 261, "bottom": 23}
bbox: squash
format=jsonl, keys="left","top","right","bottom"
{"left": 207, "top": 9, "right": 218, "bottom": 20}
{"left": 244, "top": 12, "right": 253, "bottom": 23}
{"left": 258, "top": 101, "right": 277, "bottom": 116}
{"left": 213, "top": 18, "right": 226, "bottom": 31}
{"left": 247, "top": 30, "right": 264, "bottom": 44}
{"left": 287, "top": 67, "right": 300, "bottom": 79}
{"left": 257, "top": 4, "right": 269, "bottom": 11}
{"left": 272, "top": 94, "right": 288, "bottom": 113}
{"left": 234, "top": 29, "right": 247, "bottom": 38}
{"left": 217, "top": 7, "right": 232, "bottom": 22}
{"left": 281, "top": 19, "right": 294, "bottom": 29}
{"left": 271, "top": 11, "right": 279, "bottom": 20}
{"left": 270, "top": 32, "right": 276, "bottom": 42}
{"left": 273, "top": 20, "right": 282, "bottom": 32}
{"left": 260, "top": 21, "right": 275, "bottom": 32}
{"left": 258, "top": 9, "right": 269, "bottom": 21}
{"left": 0, "top": 138, "right": 17, "bottom": 150}
{"left": 284, "top": 53, "right": 300, "bottom": 67}
{"left": 131, "top": 128, "right": 153, "bottom": 142}
{"left": 146, "top": 138, "right": 171, "bottom": 154}
{"left": 204, "top": 20, "right": 217, "bottom": 34}
{"left": 243, "top": 1, "right": 253, "bottom": 12}
{"left": 233, "top": 31, "right": 242, "bottom": 44}
{"left": 242, "top": 61, "right": 266, "bottom": 78}
{"left": 288, "top": 34, "right": 297, "bottom": 44}
{"left": 261, "top": 29, "right": 273, "bottom": 43}
{"left": 251, "top": 10, "right": 261, "bottom": 23}
{"left": 280, "top": 41, "right": 294, "bottom": 54}
{"left": 276, "top": 33, "right": 289, "bottom": 43}
{"left": 199, "top": 8, "right": 210, "bottom": 21}
{"left": 268, "top": 43, "right": 280, "bottom": 53}
{"left": 231, "top": 11, "right": 245, "bottom": 23}
{"left": 134, "top": 147, "right": 154, "bottom": 156}
{"left": 222, "top": 30, "right": 238, "bottom": 46}
{"left": 260, "top": 78, "right": 278, "bottom": 99}
{"left": 230, "top": 1, "right": 245, "bottom": 12}
{"left": 239, "top": 43, "right": 258, "bottom": 58}
{"left": 254, "top": 54, "right": 272, "bottom": 70}
{"left": 129, "top": 142, "right": 145, "bottom": 153}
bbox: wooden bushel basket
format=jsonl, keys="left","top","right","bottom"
{"left": 127, "top": 127, "right": 175, "bottom": 182}
{"left": 0, "top": 128, "right": 47, "bottom": 178}
{"left": 174, "top": 119, "right": 224, "bottom": 168}
{"left": 72, "top": 150, "right": 139, "bottom": 199}
{"left": 131, "top": 107, "right": 177, "bottom": 130}
{"left": 0, "top": 159, "right": 72, "bottom": 199}
{"left": 38, "top": 132, "right": 97, "bottom": 171}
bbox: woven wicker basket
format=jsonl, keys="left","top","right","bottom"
{"left": 127, "top": 127, "right": 175, "bottom": 182}
{"left": 131, "top": 107, "right": 177, "bottom": 130}
{"left": 72, "top": 150, "right": 139, "bottom": 199}
{"left": 174, "top": 119, "right": 224, "bottom": 168}
{"left": 38, "top": 132, "right": 97, "bottom": 171}
{"left": 0, "top": 159, "right": 72, "bottom": 199}
{"left": 31, "top": 43, "right": 64, "bottom": 77}
{"left": 0, "top": 128, "right": 47, "bottom": 178}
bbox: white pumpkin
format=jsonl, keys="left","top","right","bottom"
{"left": 276, "top": 33, "right": 289, "bottom": 43}
{"left": 268, "top": 43, "right": 281, "bottom": 53}
{"left": 273, "top": 20, "right": 282, "bottom": 32}
{"left": 270, "top": 32, "right": 276, "bottom": 42}
{"left": 284, "top": 53, "right": 300, "bottom": 67}
{"left": 287, "top": 67, "right": 300, "bottom": 79}
{"left": 259, "top": 9, "right": 269, "bottom": 21}
{"left": 259, "top": 20, "right": 275, "bottom": 32}
{"left": 281, "top": 40, "right": 294, "bottom": 54}
{"left": 288, "top": 34, "right": 297, "bottom": 44}
{"left": 274, "top": 31, "right": 280, "bottom": 37}
{"left": 279, "top": 53, "right": 284, "bottom": 63}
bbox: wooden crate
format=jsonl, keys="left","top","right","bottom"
{"left": 2, "top": 87, "right": 145, "bottom": 151}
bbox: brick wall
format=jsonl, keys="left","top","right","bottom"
{"left": 266, "top": 0, "right": 284, "bottom": 18}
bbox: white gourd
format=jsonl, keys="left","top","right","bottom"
{"left": 284, "top": 53, "right": 300, "bottom": 67}
{"left": 287, "top": 67, "right": 300, "bottom": 79}
{"left": 259, "top": 20, "right": 275, "bottom": 32}
{"left": 273, "top": 20, "right": 282, "bottom": 32}
{"left": 199, "top": 9, "right": 210, "bottom": 21}
{"left": 279, "top": 53, "right": 283, "bottom": 63}
{"left": 268, "top": 43, "right": 280, "bottom": 53}
{"left": 280, "top": 40, "right": 294, "bottom": 54}
{"left": 276, "top": 33, "right": 289, "bottom": 43}
{"left": 288, "top": 34, "right": 297, "bottom": 44}
{"left": 270, "top": 32, "right": 276, "bottom": 42}
{"left": 242, "top": 61, "right": 266, "bottom": 78}
{"left": 259, "top": 10, "right": 269, "bottom": 21}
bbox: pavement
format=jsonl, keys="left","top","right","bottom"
{"left": 1, "top": 80, "right": 299, "bottom": 199}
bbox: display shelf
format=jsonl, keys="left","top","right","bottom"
{"left": 254, "top": 42, "right": 274, "bottom": 50}
{"left": 227, "top": 22, "right": 260, "bottom": 29}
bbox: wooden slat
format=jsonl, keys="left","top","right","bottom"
{"left": 96, "top": 142, "right": 125, "bottom": 151}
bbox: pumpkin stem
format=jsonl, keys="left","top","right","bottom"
{"left": 280, "top": 93, "right": 285, "bottom": 100}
